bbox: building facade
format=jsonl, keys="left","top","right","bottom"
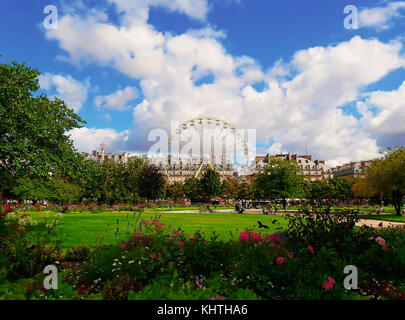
{"left": 332, "top": 161, "right": 372, "bottom": 179}
{"left": 240, "top": 153, "right": 333, "bottom": 183}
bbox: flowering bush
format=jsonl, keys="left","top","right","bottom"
{"left": 1, "top": 205, "right": 405, "bottom": 300}
{"left": 2, "top": 208, "right": 62, "bottom": 281}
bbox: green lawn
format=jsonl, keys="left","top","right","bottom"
{"left": 30, "top": 211, "right": 289, "bottom": 248}
{"left": 358, "top": 214, "right": 405, "bottom": 223}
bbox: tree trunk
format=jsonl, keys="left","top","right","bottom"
{"left": 393, "top": 190, "right": 403, "bottom": 216}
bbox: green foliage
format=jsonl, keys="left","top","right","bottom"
{"left": 3, "top": 212, "right": 62, "bottom": 281}
{"left": 0, "top": 60, "right": 85, "bottom": 177}
{"left": 136, "top": 164, "right": 166, "bottom": 201}
{"left": 253, "top": 157, "right": 303, "bottom": 205}
{"left": 364, "top": 147, "right": 405, "bottom": 215}
{"left": 166, "top": 182, "right": 184, "bottom": 201}
{"left": 285, "top": 207, "right": 374, "bottom": 255}
{"left": 220, "top": 177, "right": 239, "bottom": 201}
{"left": 199, "top": 168, "right": 221, "bottom": 199}
{"left": 47, "top": 176, "right": 84, "bottom": 204}
{"left": 183, "top": 177, "right": 202, "bottom": 201}
{"left": 11, "top": 176, "right": 52, "bottom": 202}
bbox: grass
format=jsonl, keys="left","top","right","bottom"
{"left": 358, "top": 214, "right": 405, "bottom": 223}
{"left": 30, "top": 211, "right": 289, "bottom": 248}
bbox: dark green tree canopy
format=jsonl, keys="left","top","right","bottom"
{"left": 364, "top": 146, "right": 405, "bottom": 216}
{"left": 136, "top": 164, "right": 166, "bottom": 201}
{"left": 0, "top": 60, "right": 85, "bottom": 177}
{"left": 183, "top": 177, "right": 201, "bottom": 201}
{"left": 199, "top": 168, "right": 221, "bottom": 199}
{"left": 253, "top": 157, "right": 303, "bottom": 206}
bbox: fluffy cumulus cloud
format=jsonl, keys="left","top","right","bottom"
{"left": 44, "top": 1, "right": 405, "bottom": 166}
{"left": 107, "top": 0, "right": 209, "bottom": 21}
{"left": 359, "top": 1, "right": 405, "bottom": 29}
{"left": 68, "top": 127, "right": 130, "bottom": 153}
{"left": 95, "top": 86, "right": 139, "bottom": 111}
{"left": 39, "top": 73, "right": 89, "bottom": 112}
{"left": 359, "top": 81, "right": 405, "bottom": 147}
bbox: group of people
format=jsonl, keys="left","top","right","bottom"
{"left": 235, "top": 199, "right": 251, "bottom": 214}
{"left": 261, "top": 204, "right": 279, "bottom": 215}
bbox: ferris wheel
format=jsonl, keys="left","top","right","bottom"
{"left": 163, "top": 117, "right": 250, "bottom": 183}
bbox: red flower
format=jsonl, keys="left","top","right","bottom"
{"left": 276, "top": 257, "right": 285, "bottom": 265}
{"left": 133, "top": 232, "right": 143, "bottom": 238}
{"left": 239, "top": 232, "right": 250, "bottom": 242}
{"left": 322, "top": 277, "right": 336, "bottom": 291}
{"left": 252, "top": 233, "right": 261, "bottom": 243}
{"left": 150, "top": 254, "right": 157, "bottom": 259}
{"left": 178, "top": 241, "right": 184, "bottom": 246}
{"left": 308, "top": 245, "right": 314, "bottom": 254}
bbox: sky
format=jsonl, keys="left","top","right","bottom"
{"left": 1, "top": 0, "right": 405, "bottom": 167}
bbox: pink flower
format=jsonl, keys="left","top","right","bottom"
{"left": 150, "top": 253, "right": 157, "bottom": 259}
{"left": 308, "top": 245, "right": 314, "bottom": 254}
{"left": 178, "top": 241, "right": 184, "bottom": 246}
{"left": 269, "top": 234, "right": 281, "bottom": 242}
{"left": 252, "top": 233, "right": 261, "bottom": 243}
{"left": 189, "top": 236, "right": 195, "bottom": 240}
{"left": 322, "top": 277, "right": 336, "bottom": 291}
{"left": 119, "top": 241, "right": 127, "bottom": 248}
{"left": 239, "top": 232, "right": 250, "bottom": 242}
{"left": 375, "top": 237, "right": 386, "bottom": 246}
{"left": 276, "top": 257, "right": 285, "bottom": 265}
{"left": 287, "top": 253, "right": 294, "bottom": 258}
{"left": 133, "top": 232, "right": 143, "bottom": 238}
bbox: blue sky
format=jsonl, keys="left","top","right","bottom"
{"left": 1, "top": 0, "right": 405, "bottom": 166}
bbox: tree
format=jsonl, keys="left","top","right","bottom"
{"left": 0, "top": 60, "right": 85, "bottom": 177}
{"left": 307, "top": 180, "right": 332, "bottom": 205}
{"left": 352, "top": 179, "right": 373, "bottom": 199}
{"left": 183, "top": 177, "right": 201, "bottom": 201}
{"left": 253, "top": 157, "right": 303, "bottom": 208}
{"left": 363, "top": 147, "right": 405, "bottom": 216}
{"left": 11, "top": 176, "right": 53, "bottom": 202}
{"left": 199, "top": 168, "right": 221, "bottom": 200}
{"left": 329, "top": 178, "right": 355, "bottom": 202}
{"left": 136, "top": 164, "right": 165, "bottom": 202}
{"left": 220, "top": 177, "right": 239, "bottom": 203}
{"left": 237, "top": 182, "right": 252, "bottom": 200}
{"left": 166, "top": 182, "right": 184, "bottom": 202}
{"left": 47, "top": 176, "right": 83, "bottom": 205}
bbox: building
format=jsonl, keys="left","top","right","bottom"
{"left": 332, "top": 161, "right": 372, "bottom": 179}
{"left": 81, "top": 150, "right": 132, "bottom": 165}
{"left": 147, "top": 155, "right": 234, "bottom": 183}
{"left": 240, "top": 153, "right": 333, "bottom": 183}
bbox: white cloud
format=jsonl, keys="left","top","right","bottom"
{"left": 95, "top": 86, "right": 139, "bottom": 111}
{"left": 359, "top": 1, "right": 405, "bottom": 29}
{"left": 39, "top": 73, "right": 89, "bottom": 112}
{"left": 45, "top": 2, "right": 405, "bottom": 166}
{"left": 360, "top": 81, "right": 405, "bottom": 146}
{"left": 68, "top": 127, "right": 129, "bottom": 153}
{"left": 107, "top": 0, "right": 209, "bottom": 22}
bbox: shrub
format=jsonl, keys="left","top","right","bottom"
{"left": 102, "top": 275, "right": 143, "bottom": 300}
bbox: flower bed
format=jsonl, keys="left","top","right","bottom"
{"left": 0, "top": 205, "right": 404, "bottom": 300}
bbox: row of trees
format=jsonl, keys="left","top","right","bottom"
{"left": 1, "top": 158, "right": 167, "bottom": 205}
